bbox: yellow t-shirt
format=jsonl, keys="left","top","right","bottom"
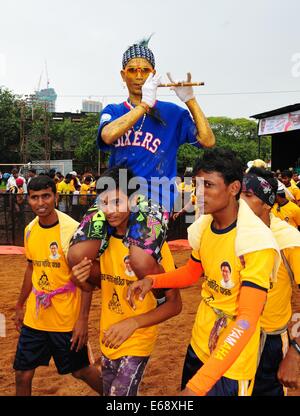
{"left": 260, "top": 247, "right": 300, "bottom": 332}
{"left": 287, "top": 185, "right": 300, "bottom": 202}
{"left": 57, "top": 181, "right": 75, "bottom": 194}
{"left": 24, "top": 221, "right": 81, "bottom": 332}
{"left": 190, "top": 222, "right": 274, "bottom": 380}
{"left": 100, "top": 236, "right": 175, "bottom": 360}
{"left": 79, "top": 183, "right": 91, "bottom": 205}
{"left": 176, "top": 182, "right": 195, "bottom": 193}
{"left": 272, "top": 201, "right": 300, "bottom": 228}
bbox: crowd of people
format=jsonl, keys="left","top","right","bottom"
{"left": 10, "top": 36, "right": 300, "bottom": 398}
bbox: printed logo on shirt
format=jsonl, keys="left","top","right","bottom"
{"left": 100, "top": 113, "right": 112, "bottom": 125}
{"left": 114, "top": 130, "right": 161, "bottom": 154}
{"left": 108, "top": 289, "right": 124, "bottom": 315}
{"left": 38, "top": 271, "right": 51, "bottom": 292}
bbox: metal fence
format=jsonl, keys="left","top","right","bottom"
{"left": 0, "top": 193, "right": 191, "bottom": 246}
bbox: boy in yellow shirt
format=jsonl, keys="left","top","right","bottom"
{"left": 272, "top": 181, "right": 300, "bottom": 229}
{"left": 127, "top": 148, "right": 278, "bottom": 396}
{"left": 13, "top": 176, "right": 102, "bottom": 396}
{"left": 69, "top": 166, "right": 182, "bottom": 396}
{"left": 241, "top": 167, "right": 300, "bottom": 395}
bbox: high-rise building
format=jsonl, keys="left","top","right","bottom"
{"left": 82, "top": 99, "right": 102, "bottom": 113}
{"left": 24, "top": 88, "right": 57, "bottom": 113}
{"left": 35, "top": 88, "right": 57, "bottom": 112}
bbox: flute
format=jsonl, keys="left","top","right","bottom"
{"left": 158, "top": 82, "right": 205, "bottom": 87}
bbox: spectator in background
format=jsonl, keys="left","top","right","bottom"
{"left": 57, "top": 173, "right": 75, "bottom": 213}
{"left": 69, "top": 171, "right": 81, "bottom": 191}
{"left": 6, "top": 168, "right": 27, "bottom": 194}
{"left": 79, "top": 176, "right": 93, "bottom": 208}
{"left": 291, "top": 171, "right": 299, "bottom": 187}
{"left": 27, "top": 169, "right": 37, "bottom": 185}
{"left": 2, "top": 171, "right": 11, "bottom": 186}
{"left": 281, "top": 170, "right": 300, "bottom": 206}
{"left": 8, "top": 177, "right": 26, "bottom": 228}
{"left": 272, "top": 181, "right": 300, "bottom": 229}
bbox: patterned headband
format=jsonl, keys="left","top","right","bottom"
{"left": 242, "top": 174, "right": 276, "bottom": 207}
{"left": 122, "top": 43, "right": 155, "bottom": 69}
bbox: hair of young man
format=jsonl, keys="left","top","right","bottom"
{"left": 193, "top": 148, "right": 244, "bottom": 199}
{"left": 29, "top": 168, "right": 36, "bottom": 174}
{"left": 48, "top": 170, "right": 56, "bottom": 179}
{"left": 282, "top": 169, "right": 292, "bottom": 179}
{"left": 96, "top": 166, "right": 136, "bottom": 198}
{"left": 50, "top": 241, "right": 58, "bottom": 248}
{"left": 247, "top": 166, "right": 278, "bottom": 195}
{"left": 27, "top": 176, "right": 57, "bottom": 195}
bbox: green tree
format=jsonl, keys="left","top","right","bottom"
{"left": 0, "top": 88, "right": 20, "bottom": 163}
{"left": 74, "top": 113, "right": 109, "bottom": 171}
{"left": 176, "top": 117, "right": 271, "bottom": 172}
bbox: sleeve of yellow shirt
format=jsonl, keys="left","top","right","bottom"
{"left": 24, "top": 225, "right": 31, "bottom": 261}
{"left": 293, "top": 204, "right": 300, "bottom": 226}
{"left": 191, "top": 249, "right": 201, "bottom": 262}
{"left": 160, "top": 243, "right": 176, "bottom": 272}
{"left": 57, "top": 182, "right": 63, "bottom": 193}
{"left": 240, "top": 249, "right": 276, "bottom": 290}
{"left": 292, "top": 186, "right": 300, "bottom": 202}
{"left": 285, "top": 246, "right": 300, "bottom": 285}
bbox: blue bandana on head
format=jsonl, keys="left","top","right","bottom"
{"left": 122, "top": 36, "right": 155, "bottom": 69}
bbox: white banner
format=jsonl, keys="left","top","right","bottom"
{"left": 258, "top": 110, "right": 300, "bottom": 135}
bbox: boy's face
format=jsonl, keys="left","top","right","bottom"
{"left": 28, "top": 187, "right": 56, "bottom": 218}
{"left": 281, "top": 176, "right": 290, "bottom": 186}
{"left": 99, "top": 188, "right": 130, "bottom": 229}
{"left": 196, "top": 170, "right": 240, "bottom": 215}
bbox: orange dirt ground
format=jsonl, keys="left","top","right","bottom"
{"left": 0, "top": 251, "right": 299, "bottom": 396}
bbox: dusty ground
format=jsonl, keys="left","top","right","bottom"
{"left": 0, "top": 250, "right": 299, "bottom": 396}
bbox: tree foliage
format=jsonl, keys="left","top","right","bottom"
{"left": 177, "top": 117, "right": 271, "bottom": 173}
{"left": 0, "top": 87, "right": 20, "bottom": 163}
{"left": 0, "top": 88, "right": 271, "bottom": 173}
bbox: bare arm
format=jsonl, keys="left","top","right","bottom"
{"left": 186, "top": 98, "right": 215, "bottom": 148}
{"left": 71, "top": 290, "right": 93, "bottom": 352}
{"left": 71, "top": 257, "right": 101, "bottom": 292}
{"left": 277, "top": 333, "right": 300, "bottom": 389}
{"left": 101, "top": 103, "right": 149, "bottom": 145}
{"left": 15, "top": 262, "right": 33, "bottom": 331}
{"left": 16, "top": 262, "right": 33, "bottom": 308}
{"left": 102, "top": 288, "right": 182, "bottom": 349}
{"left": 68, "top": 240, "right": 102, "bottom": 269}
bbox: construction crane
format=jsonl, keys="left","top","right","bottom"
{"left": 45, "top": 60, "right": 50, "bottom": 89}
{"left": 36, "top": 70, "right": 43, "bottom": 93}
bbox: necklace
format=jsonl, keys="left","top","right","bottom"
{"left": 128, "top": 100, "right": 146, "bottom": 132}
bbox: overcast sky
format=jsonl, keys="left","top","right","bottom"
{"left": 1, "top": 0, "right": 300, "bottom": 118}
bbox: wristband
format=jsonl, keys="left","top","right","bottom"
{"left": 290, "top": 339, "right": 300, "bottom": 355}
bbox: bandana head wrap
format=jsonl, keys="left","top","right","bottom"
{"left": 122, "top": 35, "right": 155, "bottom": 69}
{"left": 242, "top": 174, "right": 276, "bottom": 207}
